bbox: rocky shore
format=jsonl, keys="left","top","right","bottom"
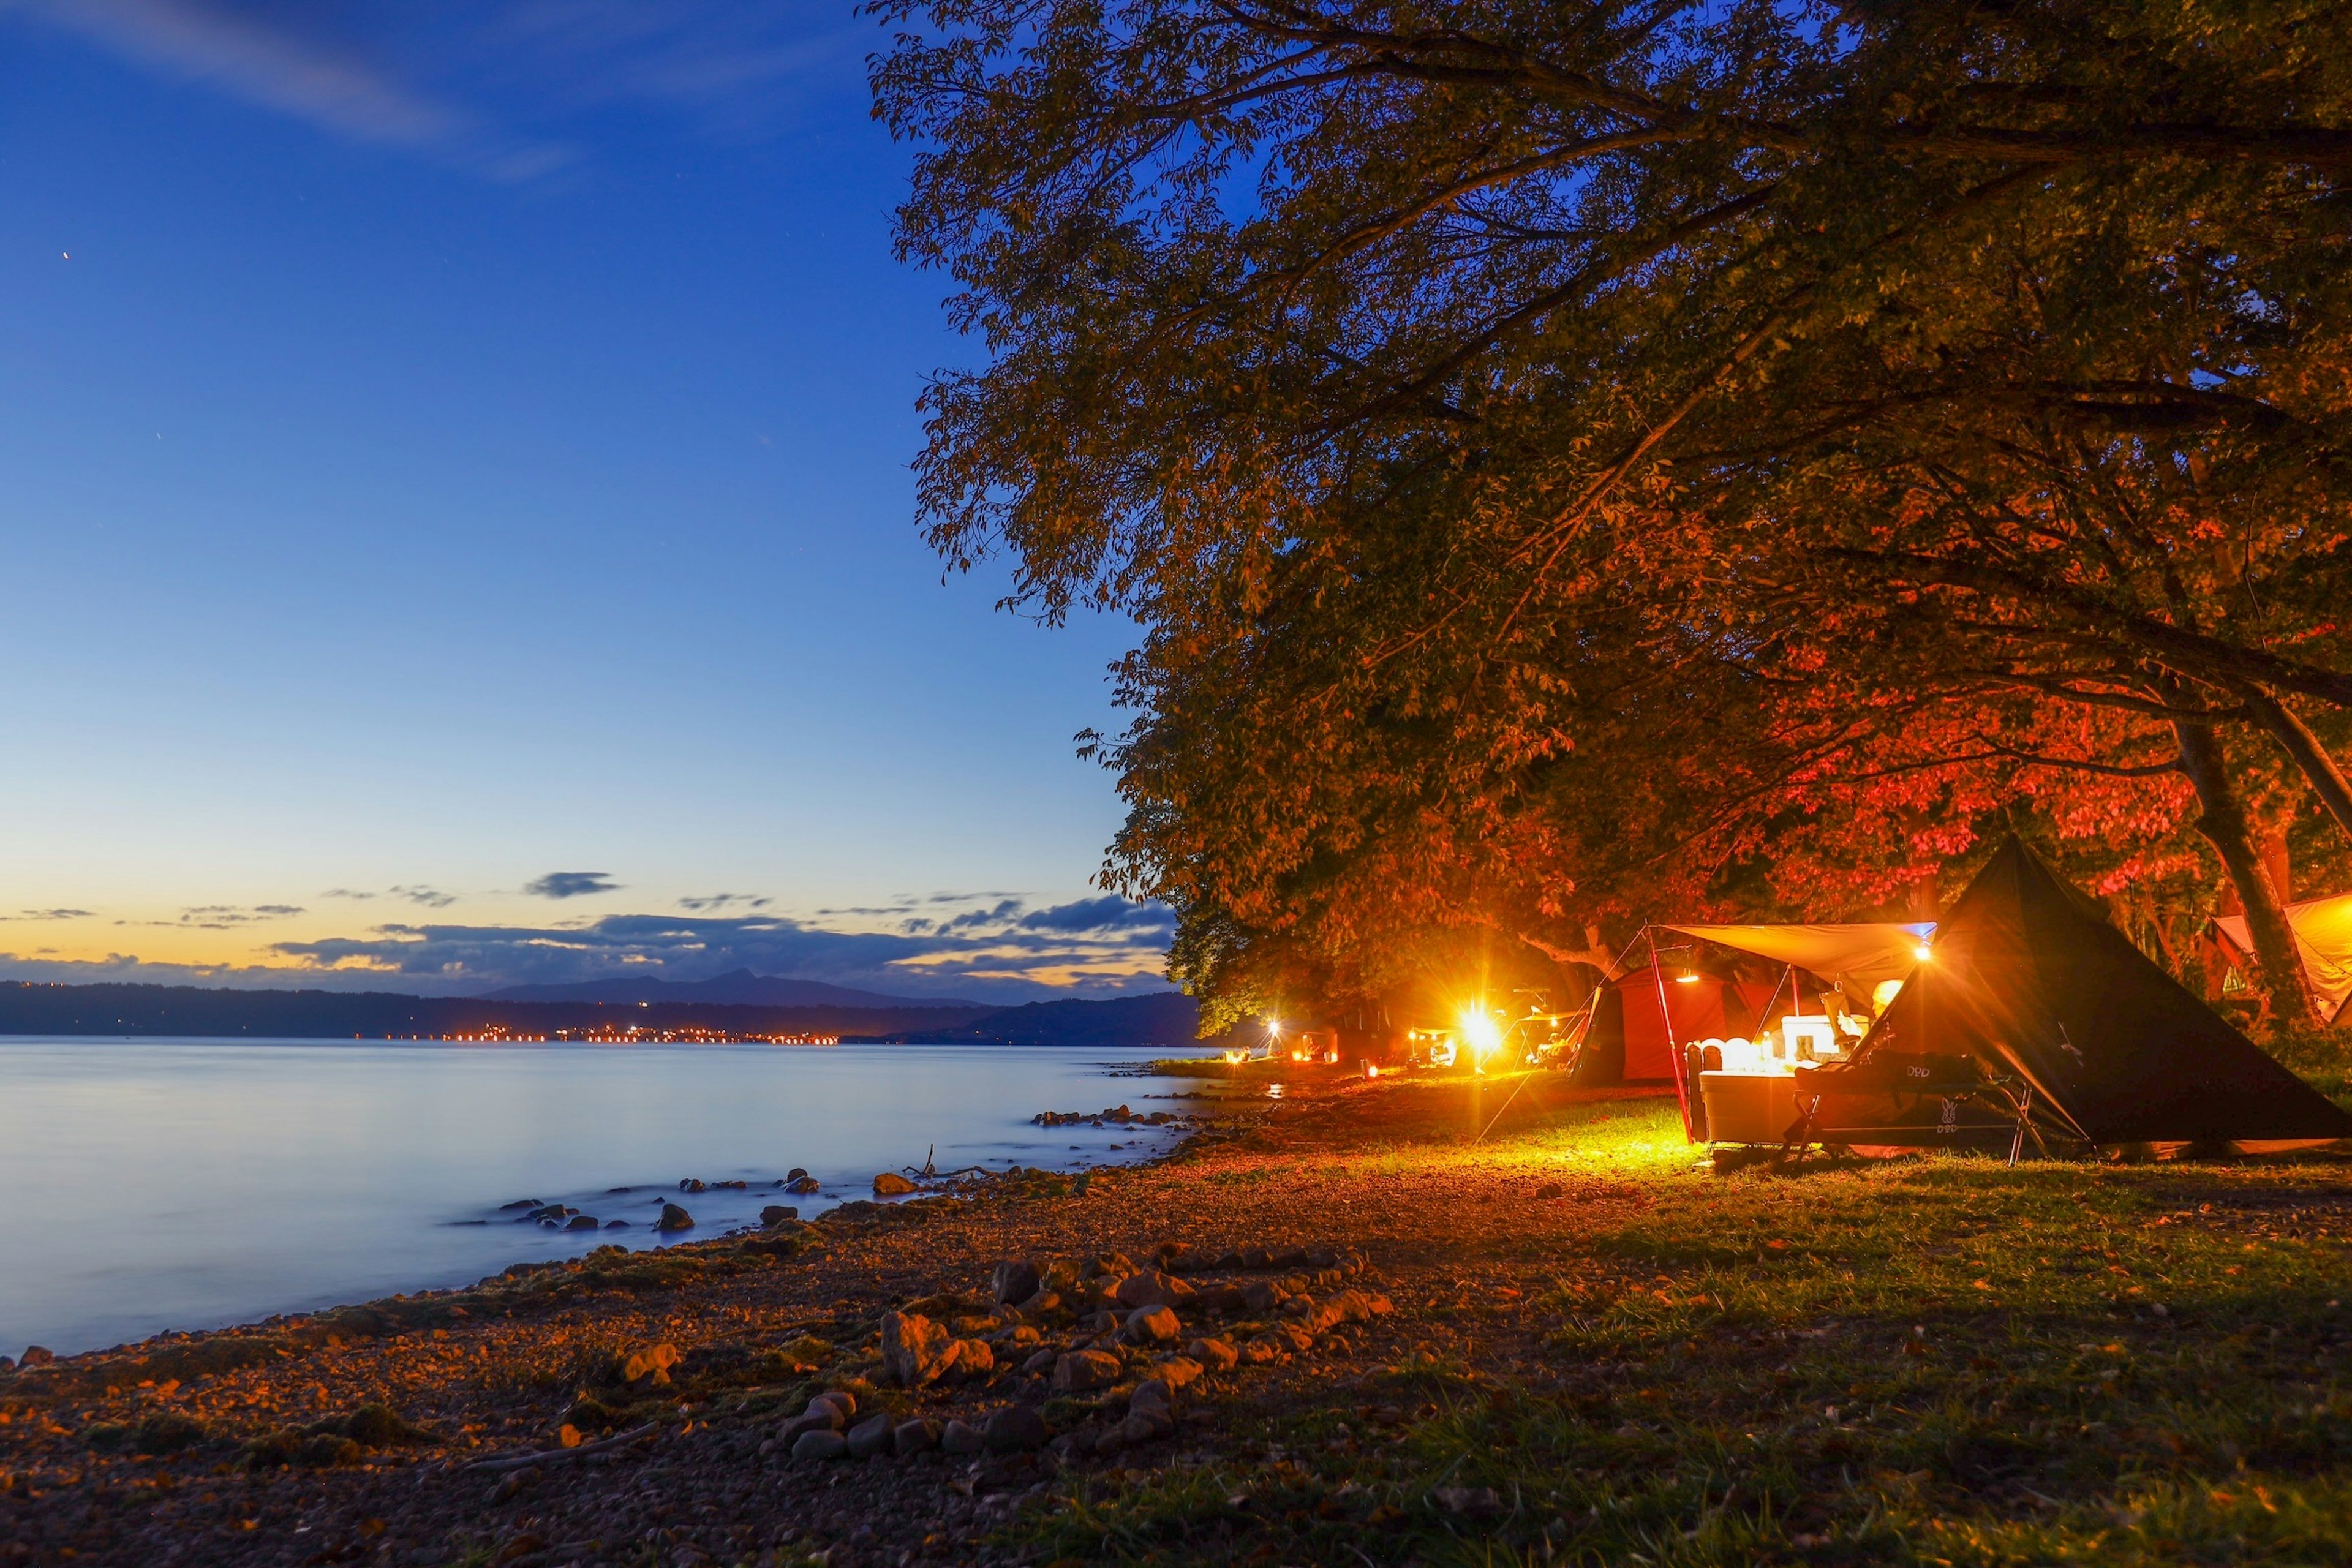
{"left": 6, "top": 1068, "right": 2351, "bottom": 1567}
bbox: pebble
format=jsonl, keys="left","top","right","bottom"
{"left": 873, "top": 1172, "right": 918, "bottom": 1196}
{"left": 983, "top": 1408, "right": 1050, "bottom": 1453}
{"left": 791, "top": 1429, "right": 848, "bottom": 1462}
{"left": 992, "top": 1259, "right": 1041, "bottom": 1304}
{"left": 1122, "top": 1305, "right": 1182, "bottom": 1345}
{"left": 1110, "top": 1270, "right": 1196, "bottom": 1308}
{"left": 778, "top": 1408, "right": 843, "bottom": 1444}
{"left": 760, "top": 1205, "right": 799, "bottom": 1226}
{"left": 1148, "top": 1356, "right": 1204, "bottom": 1391}
{"left": 892, "top": 1418, "right": 941, "bottom": 1457}
{"left": 941, "top": 1419, "right": 986, "bottom": 1456}
{"left": 882, "top": 1312, "right": 954, "bottom": 1387}
{"left": 655, "top": 1203, "right": 694, "bottom": 1232}
{"left": 1187, "top": 1338, "right": 1240, "bottom": 1371}
{"left": 1054, "top": 1350, "right": 1122, "bottom": 1391}
{"left": 845, "top": 1414, "right": 893, "bottom": 1458}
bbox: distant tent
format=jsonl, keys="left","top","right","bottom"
{"left": 1856, "top": 839, "right": 2350, "bottom": 1148}
{"left": 1567, "top": 962, "right": 1777, "bottom": 1098}
{"left": 2211, "top": 892, "right": 2352, "bottom": 1027}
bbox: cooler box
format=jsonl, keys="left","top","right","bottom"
{"left": 1699, "top": 1071, "right": 1799, "bottom": 1145}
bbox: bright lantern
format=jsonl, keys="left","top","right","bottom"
{"left": 1458, "top": 1008, "right": 1504, "bottom": 1060}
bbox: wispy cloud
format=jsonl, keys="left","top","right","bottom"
{"left": 524, "top": 870, "right": 619, "bottom": 900}
{"left": 118, "top": 903, "right": 307, "bottom": 930}
{"left": 258, "top": 896, "right": 1174, "bottom": 1000}
{"left": 15, "top": 0, "right": 465, "bottom": 146}
{"left": 678, "top": 892, "right": 769, "bottom": 912}
{"left": 4, "top": 1, "right": 862, "bottom": 178}
{"left": 324, "top": 885, "right": 459, "bottom": 909}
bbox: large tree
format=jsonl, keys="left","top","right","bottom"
{"left": 873, "top": 0, "right": 2352, "bottom": 1025}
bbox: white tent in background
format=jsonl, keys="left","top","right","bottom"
{"left": 2212, "top": 892, "right": 2352, "bottom": 1026}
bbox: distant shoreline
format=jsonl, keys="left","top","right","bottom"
{"left": 0, "top": 981, "right": 1209, "bottom": 1050}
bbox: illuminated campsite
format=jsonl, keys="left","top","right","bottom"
{"left": 6, "top": 4, "right": 2352, "bottom": 1567}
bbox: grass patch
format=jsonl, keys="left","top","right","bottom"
{"left": 1007, "top": 1099, "right": 2352, "bottom": 1565}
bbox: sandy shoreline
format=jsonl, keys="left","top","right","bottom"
{"left": 5, "top": 1068, "right": 2350, "bottom": 1567}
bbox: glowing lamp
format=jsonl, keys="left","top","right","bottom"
{"left": 1913, "top": 943, "right": 1934, "bottom": 962}
{"left": 1674, "top": 971, "right": 1702, "bottom": 984}
{"left": 1458, "top": 1008, "right": 1505, "bottom": 1061}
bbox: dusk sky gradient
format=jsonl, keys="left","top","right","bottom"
{"left": 0, "top": 1, "right": 1161, "bottom": 1000}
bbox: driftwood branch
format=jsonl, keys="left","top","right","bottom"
{"left": 462, "top": 1423, "right": 658, "bottom": 1474}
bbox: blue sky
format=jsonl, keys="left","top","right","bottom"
{"left": 0, "top": 1, "right": 1161, "bottom": 1000}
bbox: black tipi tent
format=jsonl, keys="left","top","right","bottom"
{"left": 1855, "top": 839, "right": 2351, "bottom": 1148}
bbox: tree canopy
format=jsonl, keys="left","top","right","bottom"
{"left": 873, "top": 0, "right": 2352, "bottom": 1030}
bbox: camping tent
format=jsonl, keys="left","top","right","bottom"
{"left": 1855, "top": 839, "right": 2350, "bottom": 1148}
{"left": 2211, "top": 892, "right": 2352, "bottom": 1026}
{"left": 1567, "top": 964, "right": 1779, "bottom": 1086}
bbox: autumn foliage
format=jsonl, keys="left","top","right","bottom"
{"left": 872, "top": 0, "right": 2352, "bottom": 1031}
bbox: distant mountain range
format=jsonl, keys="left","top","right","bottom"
{"left": 478, "top": 968, "right": 982, "bottom": 1009}
{"left": 0, "top": 979, "right": 1205, "bottom": 1050}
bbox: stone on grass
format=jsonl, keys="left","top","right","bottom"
{"left": 1117, "top": 1411, "right": 1171, "bottom": 1444}
{"left": 940, "top": 1419, "right": 986, "bottom": 1456}
{"left": 881, "top": 1312, "right": 954, "bottom": 1387}
{"left": 778, "top": 1408, "right": 843, "bottom": 1443}
{"left": 1186, "top": 1338, "right": 1240, "bottom": 1372}
{"left": 872, "top": 1172, "right": 918, "bottom": 1196}
{"left": 1238, "top": 1340, "right": 1281, "bottom": 1366}
{"left": 983, "top": 1407, "right": 1050, "bottom": 1453}
{"left": 813, "top": 1390, "right": 856, "bottom": 1420}
{"left": 845, "top": 1414, "right": 893, "bottom": 1459}
{"left": 892, "top": 1417, "right": 941, "bottom": 1457}
{"left": 991, "top": 1259, "right": 1042, "bottom": 1304}
{"left": 1054, "top": 1350, "right": 1122, "bottom": 1392}
{"left": 1148, "top": 1357, "right": 1204, "bottom": 1392}
{"left": 1021, "top": 1348, "right": 1058, "bottom": 1374}
{"left": 791, "top": 1429, "right": 849, "bottom": 1462}
{"left": 946, "top": 1338, "right": 995, "bottom": 1379}
{"left": 1122, "top": 1305, "right": 1182, "bottom": 1345}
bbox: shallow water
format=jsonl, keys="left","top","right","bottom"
{"left": 0, "top": 1038, "right": 1192, "bottom": 1357}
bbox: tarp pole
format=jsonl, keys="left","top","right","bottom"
{"left": 1649, "top": 925, "right": 1695, "bottom": 1140}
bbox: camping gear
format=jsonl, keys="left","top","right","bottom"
{"left": 2211, "top": 891, "right": 2352, "bottom": 1027}
{"left": 1698, "top": 1069, "right": 1800, "bottom": 1145}
{"left": 1637, "top": 922, "right": 1932, "bottom": 1143}
{"left": 1779, "top": 1052, "right": 2043, "bottom": 1168}
{"left": 1854, "top": 839, "right": 2352, "bottom": 1151}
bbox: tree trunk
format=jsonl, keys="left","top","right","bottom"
{"left": 2246, "top": 685, "right": 2352, "bottom": 843}
{"left": 2173, "top": 717, "right": 2320, "bottom": 1030}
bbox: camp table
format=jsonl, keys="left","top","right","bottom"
{"left": 1778, "top": 1052, "right": 2045, "bottom": 1169}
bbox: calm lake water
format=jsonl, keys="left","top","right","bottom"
{"left": 0, "top": 1039, "right": 1197, "bottom": 1358}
